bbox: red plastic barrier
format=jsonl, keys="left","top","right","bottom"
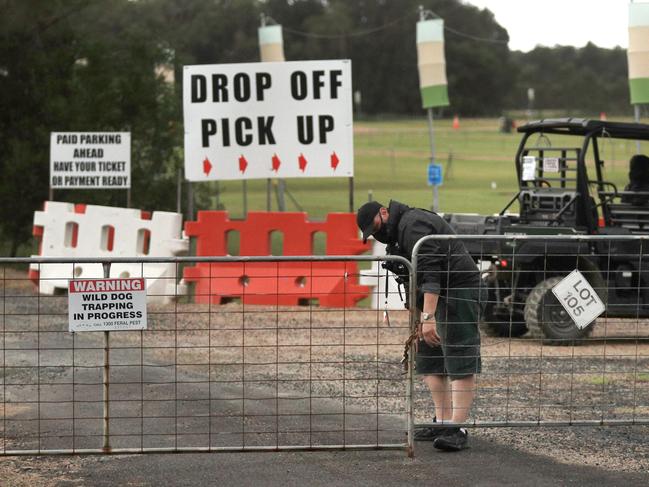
{"left": 183, "top": 211, "right": 370, "bottom": 307}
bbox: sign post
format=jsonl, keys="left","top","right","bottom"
{"left": 427, "top": 162, "right": 443, "bottom": 211}
{"left": 68, "top": 271, "right": 148, "bottom": 452}
{"left": 416, "top": 8, "right": 450, "bottom": 213}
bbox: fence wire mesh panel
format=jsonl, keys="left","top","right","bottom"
{"left": 0, "top": 256, "right": 413, "bottom": 455}
{"left": 412, "top": 235, "right": 649, "bottom": 428}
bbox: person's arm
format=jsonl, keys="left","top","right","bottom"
{"left": 419, "top": 292, "right": 441, "bottom": 346}
{"left": 402, "top": 224, "right": 444, "bottom": 297}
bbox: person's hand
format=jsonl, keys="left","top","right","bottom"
{"left": 419, "top": 320, "right": 441, "bottom": 347}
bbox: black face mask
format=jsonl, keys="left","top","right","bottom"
{"left": 372, "top": 214, "right": 390, "bottom": 244}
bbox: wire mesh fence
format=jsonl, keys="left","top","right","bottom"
{"left": 0, "top": 256, "right": 413, "bottom": 455}
{"left": 411, "top": 235, "right": 649, "bottom": 429}
{"left": 2, "top": 237, "right": 649, "bottom": 457}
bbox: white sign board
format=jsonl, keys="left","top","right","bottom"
{"left": 522, "top": 156, "right": 537, "bottom": 181}
{"left": 543, "top": 157, "right": 560, "bottom": 173}
{"left": 68, "top": 278, "right": 147, "bottom": 332}
{"left": 50, "top": 132, "right": 131, "bottom": 189}
{"left": 551, "top": 270, "right": 605, "bottom": 329}
{"left": 183, "top": 60, "right": 353, "bottom": 181}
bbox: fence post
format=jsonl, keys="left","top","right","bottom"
{"left": 102, "top": 262, "right": 111, "bottom": 452}
{"left": 406, "top": 257, "right": 417, "bottom": 458}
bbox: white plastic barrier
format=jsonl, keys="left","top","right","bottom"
{"left": 359, "top": 239, "right": 406, "bottom": 310}
{"left": 31, "top": 201, "right": 188, "bottom": 303}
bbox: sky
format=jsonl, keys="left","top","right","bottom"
{"left": 463, "top": 0, "right": 632, "bottom": 52}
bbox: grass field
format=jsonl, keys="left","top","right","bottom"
{"left": 206, "top": 117, "right": 646, "bottom": 220}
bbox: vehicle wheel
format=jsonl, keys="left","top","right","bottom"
{"left": 480, "top": 309, "right": 528, "bottom": 337}
{"left": 524, "top": 276, "right": 594, "bottom": 345}
{"left": 480, "top": 285, "right": 528, "bottom": 338}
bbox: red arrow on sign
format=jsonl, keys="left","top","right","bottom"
{"left": 203, "top": 157, "right": 212, "bottom": 176}
{"left": 238, "top": 155, "right": 248, "bottom": 173}
{"left": 330, "top": 152, "right": 340, "bottom": 171}
{"left": 298, "top": 153, "right": 308, "bottom": 172}
{"left": 272, "top": 153, "right": 281, "bottom": 172}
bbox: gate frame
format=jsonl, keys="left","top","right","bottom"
{"left": 411, "top": 233, "right": 649, "bottom": 432}
{"left": 0, "top": 254, "right": 416, "bottom": 456}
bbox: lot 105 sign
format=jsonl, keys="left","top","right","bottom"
{"left": 68, "top": 278, "right": 147, "bottom": 332}
{"left": 551, "top": 270, "right": 605, "bottom": 329}
{"left": 183, "top": 60, "right": 353, "bottom": 181}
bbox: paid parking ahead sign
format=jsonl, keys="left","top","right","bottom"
{"left": 183, "top": 60, "right": 353, "bottom": 181}
{"left": 50, "top": 132, "right": 131, "bottom": 189}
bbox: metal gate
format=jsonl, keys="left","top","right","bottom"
{"left": 0, "top": 255, "right": 415, "bottom": 455}
{"left": 411, "top": 234, "right": 649, "bottom": 430}
{"left": 3, "top": 236, "right": 649, "bottom": 457}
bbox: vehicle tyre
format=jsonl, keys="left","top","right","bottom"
{"left": 480, "top": 284, "right": 528, "bottom": 338}
{"left": 524, "top": 276, "right": 594, "bottom": 345}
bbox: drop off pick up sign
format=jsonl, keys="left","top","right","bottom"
{"left": 183, "top": 60, "right": 353, "bottom": 181}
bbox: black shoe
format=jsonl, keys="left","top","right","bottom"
{"left": 433, "top": 427, "right": 469, "bottom": 451}
{"left": 413, "top": 426, "right": 447, "bottom": 442}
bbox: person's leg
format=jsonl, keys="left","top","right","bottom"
{"left": 450, "top": 375, "right": 476, "bottom": 423}
{"left": 422, "top": 374, "right": 453, "bottom": 422}
{"left": 414, "top": 340, "right": 448, "bottom": 441}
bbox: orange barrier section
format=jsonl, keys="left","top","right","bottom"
{"left": 183, "top": 211, "right": 370, "bottom": 307}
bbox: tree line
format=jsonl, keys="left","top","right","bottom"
{"left": 0, "top": 0, "right": 632, "bottom": 255}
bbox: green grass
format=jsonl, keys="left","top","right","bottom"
{"left": 203, "top": 117, "right": 648, "bottom": 220}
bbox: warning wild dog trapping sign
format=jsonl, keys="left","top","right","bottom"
{"left": 68, "top": 278, "right": 147, "bottom": 332}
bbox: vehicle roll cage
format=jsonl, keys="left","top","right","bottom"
{"left": 498, "top": 118, "right": 649, "bottom": 232}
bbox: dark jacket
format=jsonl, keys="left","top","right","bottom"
{"left": 385, "top": 200, "right": 480, "bottom": 295}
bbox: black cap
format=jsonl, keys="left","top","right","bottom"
{"left": 356, "top": 201, "right": 383, "bottom": 243}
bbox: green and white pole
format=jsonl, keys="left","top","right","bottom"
{"left": 417, "top": 7, "right": 449, "bottom": 211}
{"left": 258, "top": 18, "right": 286, "bottom": 210}
{"left": 628, "top": 1, "right": 649, "bottom": 153}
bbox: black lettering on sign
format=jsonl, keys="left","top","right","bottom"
{"left": 233, "top": 73, "right": 250, "bottom": 102}
{"left": 191, "top": 75, "right": 207, "bottom": 102}
{"left": 235, "top": 117, "right": 253, "bottom": 146}
{"left": 258, "top": 116, "right": 275, "bottom": 145}
{"left": 330, "top": 70, "right": 342, "bottom": 98}
{"left": 312, "top": 70, "right": 325, "bottom": 99}
{"left": 297, "top": 115, "right": 334, "bottom": 144}
{"left": 57, "top": 134, "right": 78, "bottom": 144}
{"left": 202, "top": 119, "right": 217, "bottom": 147}
{"left": 290, "top": 71, "right": 308, "bottom": 100}
{"left": 212, "top": 74, "right": 228, "bottom": 102}
{"left": 73, "top": 148, "right": 104, "bottom": 158}
{"left": 221, "top": 118, "right": 231, "bottom": 146}
{"left": 195, "top": 72, "right": 272, "bottom": 103}
{"left": 200, "top": 117, "right": 276, "bottom": 147}
{"left": 53, "top": 161, "right": 73, "bottom": 171}
{"left": 256, "top": 72, "right": 271, "bottom": 101}
{"left": 318, "top": 115, "right": 334, "bottom": 143}
{"left": 297, "top": 116, "right": 313, "bottom": 144}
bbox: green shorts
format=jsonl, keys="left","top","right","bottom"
{"left": 415, "top": 287, "right": 482, "bottom": 380}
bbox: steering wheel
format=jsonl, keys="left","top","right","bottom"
{"left": 597, "top": 181, "right": 619, "bottom": 204}
{"left": 536, "top": 178, "right": 552, "bottom": 188}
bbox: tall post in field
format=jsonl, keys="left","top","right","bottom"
{"left": 417, "top": 7, "right": 449, "bottom": 211}
{"left": 628, "top": 1, "right": 649, "bottom": 153}
{"left": 258, "top": 16, "right": 288, "bottom": 211}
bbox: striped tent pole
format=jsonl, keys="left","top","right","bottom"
{"left": 628, "top": 1, "right": 649, "bottom": 152}
{"left": 258, "top": 16, "right": 287, "bottom": 211}
{"left": 417, "top": 7, "right": 449, "bottom": 211}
